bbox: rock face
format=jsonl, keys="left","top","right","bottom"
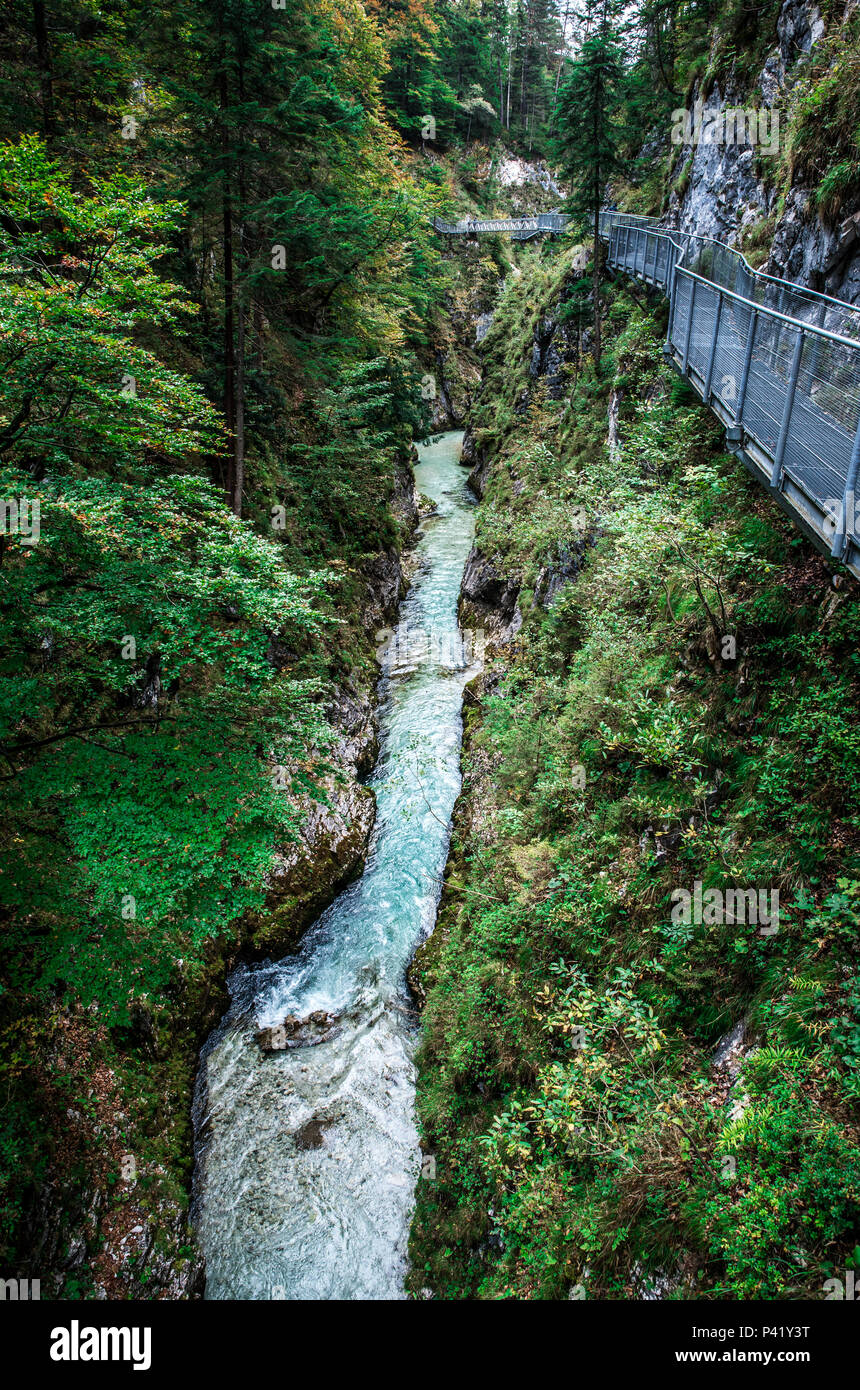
{"left": 529, "top": 313, "right": 576, "bottom": 397}
{"left": 770, "top": 189, "right": 860, "bottom": 305}
{"left": 425, "top": 239, "right": 500, "bottom": 430}
{"left": 494, "top": 152, "right": 563, "bottom": 200}
{"left": 257, "top": 676, "right": 378, "bottom": 951}
{"left": 392, "top": 456, "right": 420, "bottom": 536}
{"left": 666, "top": 1, "right": 860, "bottom": 303}
{"left": 534, "top": 536, "right": 591, "bottom": 609}
{"left": 427, "top": 346, "right": 480, "bottom": 432}
{"left": 669, "top": 79, "right": 773, "bottom": 243}
{"left": 362, "top": 547, "right": 405, "bottom": 635}
{"left": 358, "top": 459, "right": 418, "bottom": 633}
{"left": 460, "top": 546, "right": 521, "bottom": 645}
{"left": 260, "top": 777, "right": 376, "bottom": 956}
{"left": 773, "top": 0, "right": 826, "bottom": 79}
{"left": 465, "top": 439, "right": 492, "bottom": 498}
{"left": 508, "top": 247, "right": 590, "bottom": 423}
{"left": 475, "top": 310, "right": 494, "bottom": 344}
{"left": 464, "top": 297, "right": 584, "bottom": 498}
{"left": 608, "top": 387, "right": 622, "bottom": 462}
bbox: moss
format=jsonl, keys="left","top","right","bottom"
{"left": 738, "top": 213, "right": 779, "bottom": 269}
{"left": 776, "top": 16, "right": 860, "bottom": 224}
{"left": 673, "top": 153, "right": 694, "bottom": 204}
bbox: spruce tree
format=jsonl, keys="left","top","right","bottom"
{"left": 554, "top": 1, "right": 626, "bottom": 368}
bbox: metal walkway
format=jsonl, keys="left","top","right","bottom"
{"left": 431, "top": 213, "right": 569, "bottom": 241}
{"left": 433, "top": 209, "right": 860, "bottom": 578}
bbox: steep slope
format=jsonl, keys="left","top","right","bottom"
{"left": 621, "top": 1, "right": 860, "bottom": 299}
{"left": 408, "top": 221, "right": 860, "bottom": 1298}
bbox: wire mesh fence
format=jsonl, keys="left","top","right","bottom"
{"left": 598, "top": 211, "right": 860, "bottom": 569}
{"left": 432, "top": 213, "right": 569, "bottom": 236}
{"left": 432, "top": 208, "right": 860, "bottom": 570}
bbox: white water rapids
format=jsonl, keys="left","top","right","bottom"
{"left": 192, "top": 431, "right": 476, "bottom": 1299}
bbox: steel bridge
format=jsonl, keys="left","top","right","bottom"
{"left": 431, "top": 213, "right": 570, "bottom": 241}
{"left": 433, "top": 209, "right": 860, "bottom": 578}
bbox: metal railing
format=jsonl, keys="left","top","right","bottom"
{"left": 431, "top": 207, "right": 860, "bottom": 576}
{"left": 432, "top": 213, "right": 570, "bottom": 237}
{"left": 597, "top": 211, "right": 860, "bottom": 577}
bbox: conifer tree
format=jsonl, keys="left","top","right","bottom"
{"left": 554, "top": 0, "right": 626, "bottom": 368}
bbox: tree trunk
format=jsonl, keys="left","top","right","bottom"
{"left": 591, "top": 39, "right": 605, "bottom": 371}
{"left": 254, "top": 302, "right": 264, "bottom": 372}
{"left": 233, "top": 291, "right": 245, "bottom": 516}
{"left": 592, "top": 227, "right": 601, "bottom": 368}
{"left": 556, "top": 0, "right": 572, "bottom": 102}
{"left": 32, "top": 1, "right": 55, "bottom": 140}
{"left": 218, "top": 24, "right": 236, "bottom": 505}
{"left": 232, "top": 41, "right": 247, "bottom": 517}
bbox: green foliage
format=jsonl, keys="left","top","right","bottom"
{"left": 781, "top": 24, "right": 860, "bottom": 223}
{"left": 0, "top": 466, "right": 329, "bottom": 1017}
{"left": 554, "top": 8, "right": 627, "bottom": 234}
{"left": 374, "top": 0, "right": 567, "bottom": 154}
{"left": 0, "top": 136, "right": 223, "bottom": 476}
{"left": 410, "top": 251, "right": 860, "bottom": 1301}
{"left": 0, "top": 0, "right": 489, "bottom": 1290}
{"left": 706, "top": 1051, "right": 860, "bottom": 1297}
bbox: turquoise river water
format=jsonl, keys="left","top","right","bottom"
{"left": 192, "top": 430, "right": 477, "bottom": 1299}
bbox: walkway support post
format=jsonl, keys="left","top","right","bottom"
{"left": 769, "top": 288, "right": 787, "bottom": 373}
{"left": 660, "top": 235, "right": 671, "bottom": 291}
{"left": 771, "top": 327, "right": 805, "bottom": 487}
{"left": 808, "top": 299, "right": 828, "bottom": 385}
{"left": 704, "top": 290, "right": 723, "bottom": 400}
{"left": 682, "top": 274, "right": 697, "bottom": 375}
{"left": 735, "top": 309, "right": 758, "bottom": 421}
{"left": 665, "top": 242, "right": 679, "bottom": 346}
{"left": 833, "top": 413, "right": 860, "bottom": 560}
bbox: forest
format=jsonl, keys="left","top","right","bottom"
{"left": 1, "top": 0, "right": 860, "bottom": 1323}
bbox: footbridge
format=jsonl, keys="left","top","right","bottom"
{"left": 431, "top": 212, "right": 569, "bottom": 241}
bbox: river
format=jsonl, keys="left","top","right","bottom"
{"left": 192, "top": 430, "right": 476, "bottom": 1299}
